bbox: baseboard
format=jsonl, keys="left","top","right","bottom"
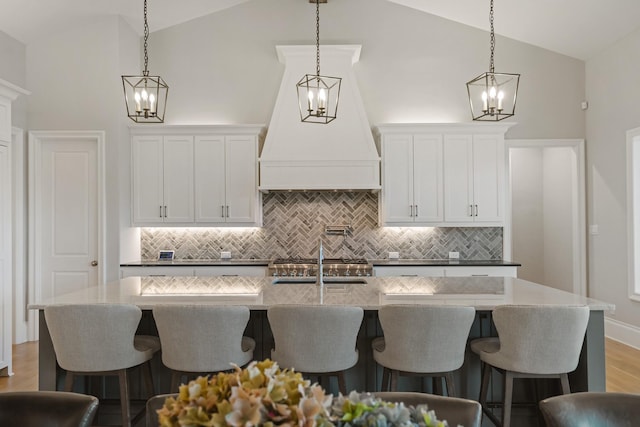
{"left": 605, "top": 316, "right": 640, "bottom": 350}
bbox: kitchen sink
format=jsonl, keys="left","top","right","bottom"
{"left": 271, "top": 277, "right": 368, "bottom": 285}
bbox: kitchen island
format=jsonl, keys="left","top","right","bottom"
{"left": 30, "top": 275, "right": 613, "bottom": 422}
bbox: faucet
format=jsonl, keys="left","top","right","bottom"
{"left": 316, "top": 238, "right": 324, "bottom": 286}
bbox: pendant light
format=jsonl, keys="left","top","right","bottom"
{"left": 466, "top": 0, "right": 519, "bottom": 121}
{"left": 122, "top": 0, "right": 168, "bottom": 123}
{"left": 296, "top": 0, "right": 341, "bottom": 124}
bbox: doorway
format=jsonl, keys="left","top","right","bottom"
{"left": 505, "top": 139, "right": 586, "bottom": 296}
{"left": 28, "top": 131, "right": 105, "bottom": 337}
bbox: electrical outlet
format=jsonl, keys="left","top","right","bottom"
{"left": 388, "top": 251, "right": 400, "bottom": 259}
{"left": 448, "top": 251, "right": 460, "bottom": 259}
{"left": 220, "top": 251, "right": 232, "bottom": 259}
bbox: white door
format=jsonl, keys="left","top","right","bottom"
{"left": 444, "top": 134, "right": 474, "bottom": 222}
{"left": 132, "top": 135, "right": 164, "bottom": 224}
{"left": 162, "top": 136, "right": 194, "bottom": 223}
{"left": 194, "top": 135, "right": 226, "bottom": 223}
{"left": 0, "top": 142, "right": 11, "bottom": 374}
{"left": 225, "top": 135, "right": 257, "bottom": 223}
{"left": 473, "top": 134, "right": 504, "bottom": 222}
{"left": 382, "top": 134, "right": 414, "bottom": 223}
{"left": 413, "top": 134, "right": 444, "bottom": 223}
{"left": 30, "top": 132, "right": 104, "bottom": 304}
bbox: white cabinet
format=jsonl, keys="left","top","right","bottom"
{"left": 195, "top": 135, "right": 259, "bottom": 225}
{"left": 443, "top": 133, "right": 504, "bottom": 224}
{"left": 380, "top": 133, "right": 443, "bottom": 225}
{"left": 193, "top": 266, "right": 267, "bottom": 277}
{"left": 377, "top": 123, "right": 513, "bottom": 227}
{"left": 120, "top": 266, "right": 194, "bottom": 278}
{"left": 374, "top": 265, "right": 517, "bottom": 278}
{"left": 131, "top": 125, "right": 263, "bottom": 227}
{"left": 132, "top": 135, "right": 194, "bottom": 224}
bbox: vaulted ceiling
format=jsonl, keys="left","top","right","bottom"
{"left": 1, "top": 0, "right": 638, "bottom": 60}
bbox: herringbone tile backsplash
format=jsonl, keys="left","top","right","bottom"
{"left": 141, "top": 192, "right": 503, "bottom": 260}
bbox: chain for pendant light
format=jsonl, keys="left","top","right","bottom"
{"left": 315, "top": 0, "right": 321, "bottom": 77}
{"left": 143, "top": 0, "right": 150, "bottom": 76}
{"left": 488, "top": 0, "right": 495, "bottom": 74}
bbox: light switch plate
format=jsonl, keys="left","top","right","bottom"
{"left": 388, "top": 251, "right": 400, "bottom": 259}
{"left": 221, "top": 251, "right": 232, "bottom": 259}
{"left": 448, "top": 251, "right": 460, "bottom": 259}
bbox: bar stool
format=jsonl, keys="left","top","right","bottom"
{"left": 539, "top": 392, "right": 640, "bottom": 427}
{"left": 152, "top": 305, "right": 255, "bottom": 391}
{"left": 372, "top": 305, "right": 475, "bottom": 396}
{"left": 373, "top": 392, "right": 482, "bottom": 427}
{"left": 470, "top": 304, "right": 590, "bottom": 427}
{"left": 0, "top": 391, "right": 99, "bottom": 427}
{"left": 267, "top": 304, "right": 364, "bottom": 395}
{"left": 44, "top": 303, "right": 160, "bottom": 427}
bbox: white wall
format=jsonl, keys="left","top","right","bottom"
{"left": 586, "top": 26, "right": 640, "bottom": 335}
{"left": 26, "top": 15, "right": 137, "bottom": 282}
{"left": 148, "top": 0, "right": 585, "bottom": 139}
{"left": 543, "top": 147, "right": 574, "bottom": 293}
{"left": 0, "top": 30, "right": 26, "bottom": 129}
{"left": 511, "top": 148, "right": 544, "bottom": 282}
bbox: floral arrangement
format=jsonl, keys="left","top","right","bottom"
{"left": 157, "top": 359, "right": 454, "bottom": 427}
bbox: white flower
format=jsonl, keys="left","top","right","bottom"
{"left": 188, "top": 382, "right": 201, "bottom": 399}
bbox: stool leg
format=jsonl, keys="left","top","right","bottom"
{"left": 64, "top": 371, "right": 75, "bottom": 392}
{"left": 390, "top": 370, "right": 398, "bottom": 392}
{"left": 337, "top": 372, "right": 347, "bottom": 396}
{"left": 142, "top": 360, "right": 155, "bottom": 397}
{"left": 444, "top": 372, "right": 456, "bottom": 397}
{"left": 503, "top": 370, "right": 514, "bottom": 427}
{"left": 171, "top": 371, "right": 181, "bottom": 393}
{"left": 118, "top": 369, "right": 131, "bottom": 427}
{"left": 560, "top": 373, "right": 571, "bottom": 394}
{"left": 381, "top": 367, "right": 390, "bottom": 391}
{"left": 479, "top": 363, "right": 490, "bottom": 406}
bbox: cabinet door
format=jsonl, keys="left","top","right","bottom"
{"left": 444, "top": 134, "right": 474, "bottom": 222}
{"left": 472, "top": 134, "right": 504, "bottom": 222}
{"left": 132, "top": 135, "right": 164, "bottom": 224}
{"left": 413, "top": 134, "right": 444, "bottom": 222}
{"left": 225, "top": 136, "right": 258, "bottom": 223}
{"left": 444, "top": 266, "right": 516, "bottom": 277}
{"left": 382, "top": 134, "right": 414, "bottom": 223}
{"left": 374, "top": 266, "right": 445, "bottom": 277}
{"left": 193, "top": 266, "right": 267, "bottom": 277}
{"left": 162, "top": 136, "right": 194, "bottom": 223}
{"left": 121, "top": 266, "right": 194, "bottom": 278}
{"left": 194, "top": 136, "right": 226, "bottom": 223}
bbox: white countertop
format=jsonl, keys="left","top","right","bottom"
{"left": 28, "top": 276, "right": 614, "bottom": 311}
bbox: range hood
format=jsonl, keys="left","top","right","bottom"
{"left": 259, "top": 45, "right": 381, "bottom": 191}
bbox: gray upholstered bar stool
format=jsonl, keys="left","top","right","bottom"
{"left": 44, "top": 303, "right": 160, "bottom": 427}
{"left": 152, "top": 305, "right": 255, "bottom": 391}
{"left": 0, "top": 391, "right": 99, "bottom": 427}
{"left": 470, "top": 304, "right": 590, "bottom": 427}
{"left": 539, "top": 392, "right": 640, "bottom": 427}
{"left": 373, "top": 392, "right": 482, "bottom": 427}
{"left": 372, "top": 305, "right": 475, "bottom": 396}
{"left": 267, "top": 304, "right": 364, "bottom": 395}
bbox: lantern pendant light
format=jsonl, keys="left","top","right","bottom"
{"left": 296, "top": 0, "right": 341, "bottom": 124}
{"left": 466, "top": 0, "right": 520, "bottom": 121}
{"left": 122, "top": 0, "right": 169, "bottom": 123}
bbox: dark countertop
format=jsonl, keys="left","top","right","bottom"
{"left": 121, "top": 259, "right": 520, "bottom": 267}
{"left": 120, "top": 259, "right": 271, "bottom": 267}
{"left": 371, "top": 259, "right": 521, "bottom": 267}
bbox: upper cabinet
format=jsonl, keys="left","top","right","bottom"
{"left": 194, "top": 135, "right": 259, "bottom": 224}
{"left": 132, "top": 134, "right": 194, "bottom": 224}
{"left": 380, "top": 133, "right": 443, "bottom": 224}
{"left": 377, "top": 123, "right": 514, "bottom": 227}
{"left": 131, "top": 125, "right": 264, "bottom": 227}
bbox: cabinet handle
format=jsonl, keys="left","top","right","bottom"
{"left": 471, "top": 274, "right": 489, "bottom": 277}
{"left": 401, "top": 274, "right": 418, "bottom": 277}
{"left": 474, "top": 204, "right": 478, "bottom": 217}
{"left": 164, "top": 205, "right": 167, "bottom": 217}
{"left": 222, "top": 274, "right": 238, "bottom": 277}
{"left": 159, "top": 206, "right": 163, "bottom": 218}
{"left": 226, "top": 206, "right": 229, "bottom": 217}
{"left": 415, "top": 205, "right": 419, "bottom": 217}
{"left": 221, "top": 205, "right": 225, "bottom": 217}
{"left": 469, "top": 204, "right": 473, "bottom": 217}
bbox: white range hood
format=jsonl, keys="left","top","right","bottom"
{"left": 259, "top": 45, "right": 380, "bottom": 191}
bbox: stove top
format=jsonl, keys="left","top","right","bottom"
{"left": 268, "top": 257, "right": 372, "bottom": 277}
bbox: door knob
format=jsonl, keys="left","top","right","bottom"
{"left": 91, "top": 260, "right": 98, "bottom": 267}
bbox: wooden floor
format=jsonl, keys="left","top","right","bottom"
{"left": 1, "top": 338, "right": 640, "bottom": 394}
